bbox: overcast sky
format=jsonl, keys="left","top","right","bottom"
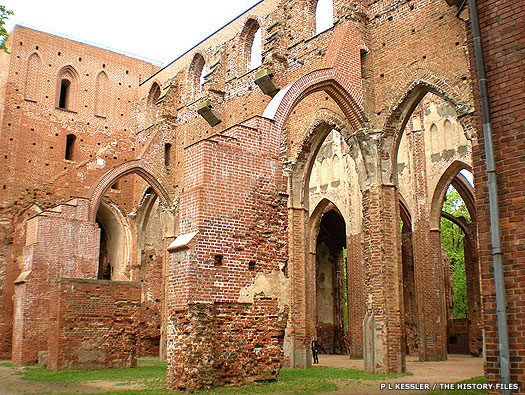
{"left": 4, "top": 0, "right": 260, "bottom": 66}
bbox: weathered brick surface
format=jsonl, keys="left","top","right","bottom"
{"left": 0, "top": 25, "right": 160, "bottom": 358}
{"left": 0, "top": 0, "right": 521, "bottom": 391}
{"left": 167, "top": 298, "right": 288, "bottom": 391}
{"left": 12, "top": 199, "right": 100, "bottom": 365}
{"left": 47, "top": 278, "right": 141, "bottom": 370}
{"left": 470, "top": 0, "right": 525, "bottom": 392}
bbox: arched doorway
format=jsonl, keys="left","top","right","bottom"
{"left": 314, "top": 205, "right": 347, "bottom": 354}
{"left": 95, "top": 201, "right": 130, "bottom": 281}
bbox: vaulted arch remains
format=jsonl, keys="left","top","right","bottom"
{"left": 88, "top": 160, "right": 172, "bottom": 223}
{"left": 278, "top": 74, "right": 367, "bottom": 366}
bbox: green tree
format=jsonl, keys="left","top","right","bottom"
{"left": 440, "top": 185, "right": 470, "bottom": 319}
{"left": 0, "top": 5, "right": 13, "bottom": 54}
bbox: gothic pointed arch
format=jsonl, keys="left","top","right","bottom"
{"left": 56, "top": 65, "right": 80, "bottom": 111}
{"left": 88, "top": 160, "right": 172, "bottom": 222}
{"left": 429, "top": 160, "right": 474, "bottom": 230}
{"left": 381, "top": 74, "right": 474, "bottom": 184}
{"left": 95, "top": 71, "right": 109, "bottom": 116}
{"left": 265, "top": 69, "right": 365, "bottom": 134}
{"left": 25, "top": 52, "right": 41, "bottom": 101}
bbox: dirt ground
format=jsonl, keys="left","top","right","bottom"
{"left": 0, "top": 354, "right": 484, "bottom": 395}
{"left": 0, "top": 363, "right": 145, "bottom": 395}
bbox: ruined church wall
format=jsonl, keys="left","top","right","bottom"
{"left": 470, "top": 0, "right": 525, "bottom": 391}
{"left": 0, "top": 26, "right": 160, "bottom": 358}
{"left": 47, "top": 278, "right": 141, "bottom": 371}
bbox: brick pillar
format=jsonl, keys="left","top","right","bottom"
{"left": 464, "top": 226, "right": 482, "bottom": 356}
{"left": 402, "top": 227, "right": 418, "bottom": 356}
{"left": 428, "top": 229, "right": 448, "bottom": 360}
{"left": 347, "top": 232, "right": 364, "bottom": 358}
{"left": 362, "top": 184, "right": 405, "bottom": 374}
{"left": 409, "top": 130, "right": 447, "bottom": 361}
{"left": 287, "top": 206, "right": 311, "bottom": 368}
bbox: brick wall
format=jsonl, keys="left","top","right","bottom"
{"left": 0, "top": 25, "right": 160, "bottom": 358}
{"left": 47, "top": 278, "right": 141, "bottom": 370}
{"left": 471, "top": 0, "right": 525, "bottom": 392}
{"left": 167, "top": 297, "right": 288, "bottom": 391}
{"left": 11, "top": 199, "right": 100, "bottom": 365}
{"left": 0, "top": 0, "right": 521, "bottom": 390}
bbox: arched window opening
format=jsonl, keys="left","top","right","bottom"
{"left": 164, "top": 143, "right": 172, "bottom": 167}
{"left": 199, "top": 65, "right": 207, "bottom": 92}
{"left": 25, "top": 53, "right": 41, "bottom": 101}
{"left": 315, "top": 0, "right": 334, "bottom": 35}
{"left": 95, "top": 71, "right": 109, "bottom": 116}
{"left": 190, "top": 53, "right": 206, "bottom": 95}
{"left": 65, "top": 134, "right": 76, "bottom": 161}
{"left": 59, "top": 79, "right": 71, "bottom": 109}
{"left": 110, "top": 180, "right": 120, "bottom": 190}
{"left": 250, "top": 27, "right": 262, "bottom": 70}
{"left": 56, "top": 67, "right": 78, "bottom": 111}
{"left": 148, "top": 82, "right": 161, "bottom": 104}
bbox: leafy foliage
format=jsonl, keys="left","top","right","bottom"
{"left": 440, "top": 185, "right": 470, "bottom": 319}
{"left": 0, "top": 5, "right": 13, "bottom": 53}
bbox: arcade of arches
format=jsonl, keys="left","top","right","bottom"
{"left": 3, "top": 0, "right": 522, "bottom": 391}
{"left": 299, "top": 93, "right": 480, "bottom": 369}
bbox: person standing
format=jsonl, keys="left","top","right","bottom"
{"left": 311, "top": 339, "right": 319, "bottom": 364}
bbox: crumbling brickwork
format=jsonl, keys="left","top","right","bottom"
{"left": 0, "top": 0, "right": 522, "bottom": 392}
{"left": 47, "top": 278, "right": 141, "bottom": 371}
{"left": 167, "top": 298, "right": 288, "bottom": 391}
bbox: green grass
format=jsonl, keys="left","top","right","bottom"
{"left": 205, "top": 367, "right": 410, "bottom": 394}
{"left": 425, "top": 376, "right": 489, "bottom": 395}
{"left": 7, "top": 359, "right": 411, "bottom": 395}
{"left": 20, "top": 358, "right": 166, "bottom": 385}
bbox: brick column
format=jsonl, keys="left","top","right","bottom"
{"left": 287, "top": 205, "right": 311, "bottom": 368}
{"left": 347, "top": 233, "right": 365, "bottom": 358}
{"left": 409, "top": 130, "right": 447, "bottom": 361}
{"left": 362, "top": 184, "right": 405, "bottom": 374}
{"left": 464, "top": 226, "right": 482, "bottom": 356}
{"left": 428, "top": 229, "right": 448, "bottom": 360}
